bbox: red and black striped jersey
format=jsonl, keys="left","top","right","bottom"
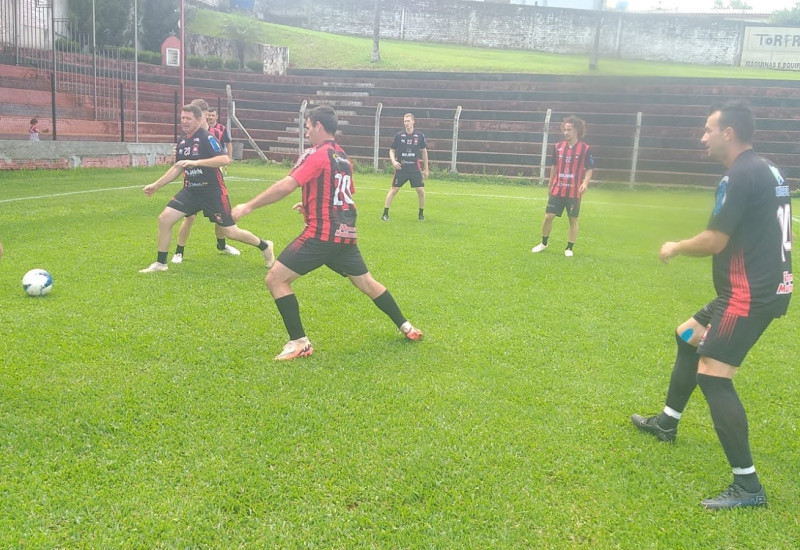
{"left": 548, "top": 140, "right": 594, "bottom": 199}
{"left": 709, "top": 149, "right": 792, "bottom": 318}
{"left": 290, "top": 140, "right": 357, "bottom": 244}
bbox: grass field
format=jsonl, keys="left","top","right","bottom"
{"left": 189, "top": 8, "right": 800, "bottom": 80}
{"left": 0, "top": 165, "right": 798, "bottom": 547}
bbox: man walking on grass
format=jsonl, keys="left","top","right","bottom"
{"left": 632, "top": 101, "right": 793, "bottom": 510}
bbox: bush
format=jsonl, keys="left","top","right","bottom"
{"left": 186, "top": 55, "right": 205, "bottom": 69}
{"left": 224, "top": 59, "right": 241, "bottom": 71}
{"left": 55, "top": 37, "right": 80, "bottom": 52}
{"left": 118, "top": 46, "right": 136, "bottom": 60}
{"left": 246, "top": 60, "right": 263, "bottom": 73}
{"left": 137, "top": 50, "right": 162, "bottom": 65}
{"left": 205, "top": 56, "right": 224, "bottom": 70}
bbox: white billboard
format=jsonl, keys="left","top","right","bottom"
{"left": 741, "top": 26, "right": 800, "bottom": 71}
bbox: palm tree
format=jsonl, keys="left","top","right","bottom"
{"left": 223, "top": 18, "right": 261, "bottom": 69}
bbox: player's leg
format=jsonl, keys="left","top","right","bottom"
{"left": 695, "top": 314, "right": 773, "bottom": 509}
{"left": 339, "top": 245, "right": 422, "bottom": 340}
{"left": 218, "top": 224, "right": 274, "bottom": 267}
{"left": 214, "top": 223, "right": 239, "bottom": 255}
{"left": 565, "top": 216, "right": 579, "bottom": 256}
{"left": 172, "top": 214, "right": 196, "bottom": 263}
{"left": 532, "top": 210, "right": 557, "bottom": 253}
{"left": 140, "top": 206, "right": 185, "bottom": 272}
{"left": 412, "top": 174, "right": 426, "bottom": 220}
{"left": 267, "top": 241, "right": 320, "bottom": 360}
{"left": 382, "top": 173, "right": 404, "bottom": 220}
{"left": 632, "top": 314, "right": 706, "bottom": 441}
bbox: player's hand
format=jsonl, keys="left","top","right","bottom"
{"left": 176, "top": 159, "right": 196, "bottom": 169}
{"left": 579, "top": 183, "right": 588, "bottom": 195}
{"left": 231, "top": 203, "right": 250, "bottom": 221}
{"left": 393, "top": 160, "right": 401, "bottom": 169}
{"left": 659, "top": 242, "right": 679, "bottom": 263}
{"left": 423, "top": 169, "right": 429, "bottom": 180}
{"left": 143, "top": 183, "right": 158, "bottom": 197}
{"left": 292, "top": 202, "right": 303, "bottom": 212}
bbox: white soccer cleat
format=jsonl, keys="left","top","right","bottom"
{"left": 400, "top": 321, "right": 423, "bottom": 341}
{"left": 222, "top": 244, "right": 241, "bottom": 256}
{"left": 262, "top": 240, "right": 275, "bottom": 268}
{"left": 171, "top": 253, "right": 183, "bottom": 264}
{"left": 274, "top": 337, "right": 314, "bottom": 361}
{"left": 531, "top": 243, "right": 548, "bottom": 253}
{"left": 564, "top": 249, "right": 574, "bottom": 257}
{"left": 139, "top": 262, "right": 168, "bottom": 273}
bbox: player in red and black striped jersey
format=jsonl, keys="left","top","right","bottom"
{"left": 632, "top": 101, "right": 793, "bottom": 510}
{"left": 138, "top": 104, "right": 274, "bottom": 273}
{"left": 531, "top": 116, "right": 595, "bottom": 257}
{"left": 232, "top": 105, "right": 423, "bottom": 361}
{"left": 207, "top": 107, "right": 232, "bottom": 163}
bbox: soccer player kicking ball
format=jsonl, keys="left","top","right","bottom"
{"left": 232, "top": 105, "right": 422, "bottom": 361}
{"left": 632, "top": 101, "right": 793, "bottom": 510}
{"left": 139, "top": 104, "right": 274, "bottom": 273}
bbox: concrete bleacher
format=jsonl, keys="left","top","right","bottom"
{"left": 3, "top": 61, "right": 800, "bottom": 187}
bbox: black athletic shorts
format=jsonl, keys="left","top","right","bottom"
{"left": 392, "top": 170, "right": 424, "bottom": 188}
{"left": 167, "top": 186, "right": 235, "bottom": 227}
{"left": 278, "top": 234, "right": 369, "bottom": 277}
{"left": 545, "top": 195, "right": 581, "bottom": 218}
{"left": 692, "top": 298, "right": 774, "bottom": 367}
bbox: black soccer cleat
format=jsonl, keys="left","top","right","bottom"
{"left": 701, "top": 483, "right": 767, "bottom": 510}
{"left": 631, "top": 414, "right": 677, "bottom": 443}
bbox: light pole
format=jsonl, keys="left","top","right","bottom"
{"left": 179, "top": 0, "right": 184, "bottom": 106}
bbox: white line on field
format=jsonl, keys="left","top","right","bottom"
{"left": 1, "top": 180, "right": 798, "bottom": 221}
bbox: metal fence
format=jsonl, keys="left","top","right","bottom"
{"left": 0, "top": 0, "right": 136, "bottom": 137}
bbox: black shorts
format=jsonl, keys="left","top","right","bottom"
{"left": 167, "top": 186, "right": 235, "bottom": 227}
{"left": 392, "top": 170, "right": 424, "bottom": 188}
{"left": 692, "top": 298, "right": 774, "bottom": 367}
{"left": 545, "top": 195, "right": 581, "bottom": 217}
{"left": 278, "top": 235, "right": 369, "bottom": 277}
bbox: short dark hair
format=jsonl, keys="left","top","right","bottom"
{"left": 307, "top": 105, "right": 338, "bottom": 134}
{"left": 207, "top": 107, "right": 217, "bottom": 114}
{"left": 182, "top": 104, "right": 203, "bottom": 119}
{"left": 712, "top": 100, "right": 755, "bottom": 144}
{"left": 562, "top": 116, "right": 586, "bottom": 138}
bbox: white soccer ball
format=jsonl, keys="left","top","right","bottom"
{"left": 22, "top": 269, "right": 54, "bottom": 296}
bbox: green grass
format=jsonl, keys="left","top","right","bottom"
{"left": 190, "top": 8, "right": 800, "bottom": 79}
{"left": 1, "top": 165, "right": 798, "bottom": 547}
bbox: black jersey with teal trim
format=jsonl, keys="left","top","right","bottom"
{"left": 177, "top": 128, "right": 226, "bottom": 188}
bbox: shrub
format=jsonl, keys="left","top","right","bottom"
{"left": 246, "top": 60, "right": 263, "bottom": 73}
{"left": 187, "top": 55, "right": 205, "bottom": 69}
{"left": 55, "top": 37, "right": 80, "bottom": 52}
{"left": 205, "top": 56, "right": 224, "bottom": 70}
{"left": 137, "top": 50, "right": 162, "bottom": 65}
{"left": 118, "top": 46, "right": 136, "bottom": 60}
{"left": 224, "top": 59, "right": 241, "bottom": 71}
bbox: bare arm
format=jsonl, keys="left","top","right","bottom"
{"left": 421, "top": 148, "right": 429, "bottom": 179}
{"left": 143, "top": 164, "right": 185, "bottom": 197}
{"left": 232, "top": 175, "right": 299, "bottom": 220}
{"left": 389, "top": 148, "right": 401, "bottom": 170}
{"left": 659, "top": 229, "right": 729, "bottom": 263}
{"left": 579, "top": 168, "right": 593, "bottom": 195}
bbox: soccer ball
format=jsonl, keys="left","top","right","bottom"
{"left": 22, "top": 269, "right": 54, "bottom": 296}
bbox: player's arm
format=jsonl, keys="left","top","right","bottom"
{"left": 232, "top": 175, "right": 299, "bottom": 220}
{"left": 659, "top": 229, "right": 729, "bottom": 263}
{"left": 176, "top": 152, "right": 230, "bottom": 169}
{"left": 389, "top": 147, "right": 401, "bottom": 170}
{"left": 579, "top": 169, "right": 593, "bottom": 194}
{"left": 143, "top": 164, "right": 185, "bottom": 196}
{"left": 421, "top": 148, "right": 429, "bottom": 179}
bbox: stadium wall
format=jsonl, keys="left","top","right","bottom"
{"left": 253, "top": 0, "right": 746, "bottom": 66}
{"left": 0, "top": 141, "right": 174, "bottom": 170}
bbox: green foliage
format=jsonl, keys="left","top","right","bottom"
{"left": 55, "top": 37, "right": 80, "bottom": 52}
{"left": 205, "top": 56, "right": 224, "bottom": 70}
{"left": 69, "top": 0, "right": 131, "bottom": 47}
{"left": 189, "top": 8, "right": 800, "bottom": 80}
{"left": 137, "top": 50, "right": 162, "bottom": 65}
{"left": 138, "top": 0, "right": 179, "bottom": 52}
{"left": 223, "top": 17, "right": 262, "bottom": 70}
{"left": 1, "top": 165, "right": 798, "bottom": 547}
{"left": 246, "top": 59, "right": 263, "bottom": 73}
{"left": 226, "top": 58, "right": 243, "bottom": 71}
{"left": 712, "top": 0, "right": 752, "bottom": 8}
{"left": 771, "top": 2, "right": 800, "bottom": 25}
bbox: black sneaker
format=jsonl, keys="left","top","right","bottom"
{"left": 701, "top": 483, "right": 767, "bottom": 510}
{"left": 631, "top": 414, "right": 677, "bottom": 443}
{"left": 419, "top": 214, "right": 425, "bottom": 221}
{"left": 381, "top": 214, "right": 389, "bottom": 221}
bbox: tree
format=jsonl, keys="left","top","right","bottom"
{"left": 371, "top": 0, "right": 381, "bottom": 63}
{"left": 223, "top": 18, "right": 262, "bottom": 69}
{"left": 771, "top": 2, "right": 800, "bottom": 25}
{"left": 139, "top": 0, "right": 180, "bottom": 53}
{"left": 68, "top": 0, "right": 132, "bottom": 48}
